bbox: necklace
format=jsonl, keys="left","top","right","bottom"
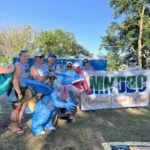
{"left": 20, "top": 62, "right": 29, "bottom": 73}
{"left": 20, "top": 62, "right": 28, "bottom": 68}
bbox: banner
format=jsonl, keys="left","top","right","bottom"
{"left": 81, "top": 69, "right": 150, "bottom": 110}
{"left": 13, "top": 57, "right": 107, "bottom": 71}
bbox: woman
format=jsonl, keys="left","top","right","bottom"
{"left": 11, "top": 49, "right": 30, "bottom": 134}
{"left": 65, "top": 61, "right": 73, "bottom": 71}
{"left": 30, "top": 50, "right": 50, "bottom": 84}
{"left": 73, "top": 62, "right": 90, "bottom": 94}
{"left": 82, "top": 59, "right": 93, "bottom": 72}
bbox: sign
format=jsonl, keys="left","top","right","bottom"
{"left": 13, "top": 57, "right": 107, "bottom": 71}
{"left": 81, "top": 70, "right": 150, "bottom": 110}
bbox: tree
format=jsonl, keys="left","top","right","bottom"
{"left": 0, "top": 25, "right": 92, "bottom": 63}
{"left": 34, "top": 28, "right": 92, "bottom": 57}
{"left": 0, "top": 24, "right": 35, "bottom": 63}
{"left": 100, "top": 0, "right": 150, "bottom": 68}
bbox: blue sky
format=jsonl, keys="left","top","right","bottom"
{"left": 0, "top": 0, "right": 114, "bottom": 56}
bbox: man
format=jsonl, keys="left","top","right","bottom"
{"left": 47, "top": 53, "right": 59, "bottom": 88}
{"left": 127, "top": 58, "right": 142, "bottom": 71}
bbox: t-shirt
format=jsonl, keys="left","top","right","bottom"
{"left": 126, "top": 66, "right": 142, "bottom": 71}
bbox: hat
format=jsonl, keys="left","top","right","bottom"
{"left": 130, "top": 58, "right": 137, "bottom": 63}
{"left": 66, "top": 61, "right": 73, "bottom": 66}
{"left": 32, "top": 49, "right": 43, "bottom": 58}
{"left": 48, "top": 53, "right": 57, "bottom": 58}
{"left": 83, "top": 58, "right": 89, "bottom": 62}
{"left": 73, "top": 62, "right": 80, "bottom": 68}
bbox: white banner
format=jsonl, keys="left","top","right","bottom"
{"left": 81, "top": 69, "right": 150, "bottom": 110}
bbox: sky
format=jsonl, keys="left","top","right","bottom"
{"left": 0, "top": 0, "right": 114, "bottom": 56}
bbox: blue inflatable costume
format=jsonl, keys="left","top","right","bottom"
{"left": 19, "top": 71, "right": 84, "bottom": 136}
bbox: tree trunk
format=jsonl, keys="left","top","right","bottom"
{"left": 138, "top": 5, "right": 146, "bottom": 67}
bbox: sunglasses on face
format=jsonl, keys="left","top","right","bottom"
{"left": 83, "top": 61, "right": 88, "bottom": 63}
{"left": 67, "top": 65, "right": 72, "bottom": 68}
{"left": 36, "top": 55, "right": 44, "bottom": 59}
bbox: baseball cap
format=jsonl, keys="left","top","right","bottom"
{"left": 73, "top": 62, "right": 80, "bottom": 68}
{"left": 48, "top": 53, "right": 57, "bottom": 58}
{"left": 130, "top": 58, "right": 137, "bottom": 63}
{"left": 66, "top": 61, "right": 73, "bottom": 66}
{"left": 32, "top": 49, "right": 44, "bottom": 58}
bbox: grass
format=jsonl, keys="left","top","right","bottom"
{"left": 0, "top": 104, "right": 150, "bottom": 150}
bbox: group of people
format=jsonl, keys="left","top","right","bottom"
{"left": 0, "top": 49, "right": 142, "bottom": 135}
{"left": 0, "top": 49, "right": 93, "bottom": 135}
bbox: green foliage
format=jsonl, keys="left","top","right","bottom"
{"left": 0, "top": 24, "right": 35, "bottom": 63}
{"left": 0, "top": 25, "right": 92, "bottom": 61}
{"left": 34, "top": 28, "right": 92, "bottom": 57}
{"left": 0, "top": 55, "right": 7, "bottom": 63}
{"left": 100, "top": 0, "right": 150, "bottom": 69}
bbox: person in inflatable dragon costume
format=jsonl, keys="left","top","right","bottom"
{"left": 19, "top": 70, "right": 84, "bottom": 136}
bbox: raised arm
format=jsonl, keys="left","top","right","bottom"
{"left": 0, "top": 65, "right": 15, "bottom": 74}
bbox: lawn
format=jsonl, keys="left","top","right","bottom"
{"left": 0, "top": 103, "right": 150, "bottom": 150}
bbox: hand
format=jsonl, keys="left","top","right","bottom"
{"left": 7, "top": 64, "right": 15, "bottom": 73}
{"left": 48, "top": 82, "right": 52, "bottom": 86}
{"left": 65, "top": 102, "right": 76, "bottom": 112}
{"left": 50, "top": 72, "right": 55, "bottom": 77}
{"left": 72, "top": 99, "right": 79, "bottom": 106}
{"left": 18, "top": 93, "right": 23, "bottom": 100}
{"left": 85, "top": 89, "right": 90, "bottom": 95}
{"left": 41, "top": 76, "right": 48, "bottom": 81}
{"left": 10, "top": 64, "right": 15, "bottom": 72}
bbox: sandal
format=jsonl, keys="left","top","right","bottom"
{"left": 9, "top": 126, "right": 25, "bottom": 134}
{"left": 20, "top": 125, "right": 28, "bottom": 130}
{"left": 13, "top": 128, "right": 25, "bottom": 134}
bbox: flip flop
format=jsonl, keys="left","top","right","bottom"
{"left": 20, "top": 125, "right": 28, "bottom": 130}
{"left": 13, "top": 129, "right": 24, "bottom": 134}
{"left": 9, "top": 127, "right": 25, "bottom": 134}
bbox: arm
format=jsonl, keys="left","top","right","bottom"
{"left": 81, "top": 70, "right": 90, "bottom": 94}
{"left": 18, "top": 89, "right": 31, "bottom": 125}
{"left": 13, "top": 64, "right": 23, "bottom": 99}
{"left": 30, "top": 66, "right": 48, "bottom": 82}
{"left": 51, "top": 92, "right": 75, "bottom": 111}
{"left": 0, "top": 65, "right": 15, "bottom": 74}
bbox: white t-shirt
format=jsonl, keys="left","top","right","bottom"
{"left": 126, "top": 66, "right": 142, "bottom": 71}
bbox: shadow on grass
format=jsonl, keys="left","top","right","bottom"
{"left": 40, "top": 106, "right": 150, "bottom": 150}
{"left": 1, "top": 105, "right": 150, "bottom": 150}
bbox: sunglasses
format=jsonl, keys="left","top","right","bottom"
{"left": 36, "top": 55, "right": 44, "bottom": 59}
{"left": 67, "top": 65, "right": 72, "bottom": 68}
{"left": 83, "top": 61, "right": 88, "bottom": 63}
